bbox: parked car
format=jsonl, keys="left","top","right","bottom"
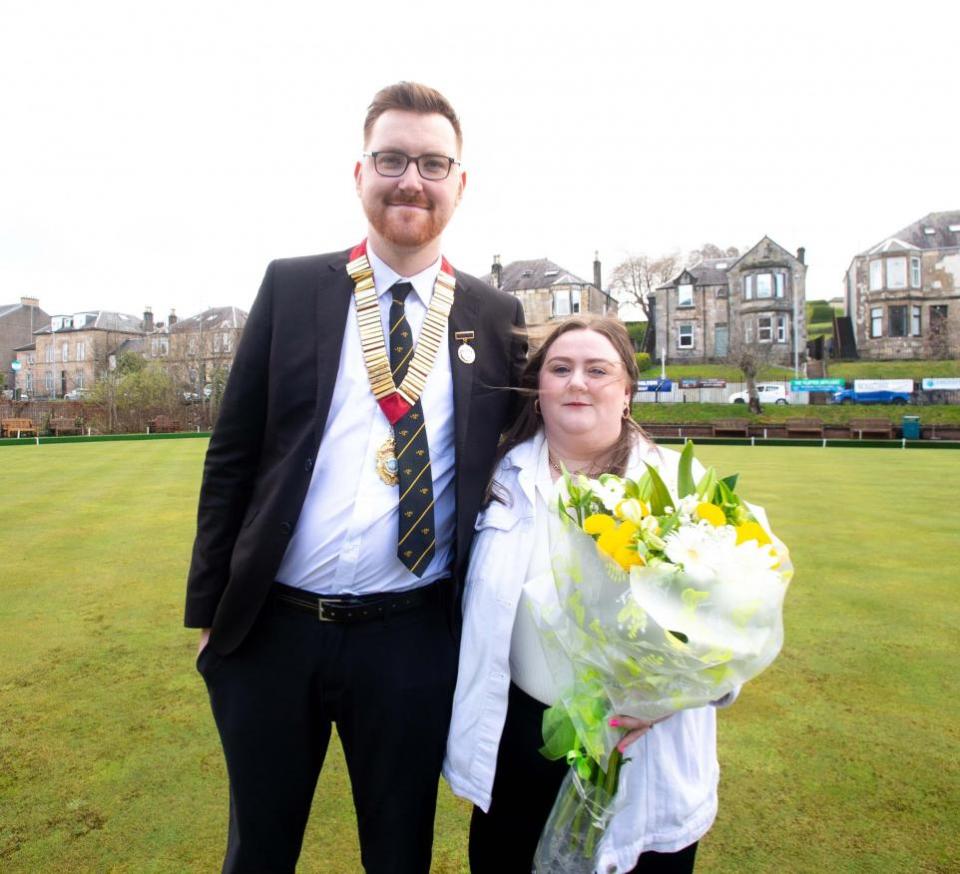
{"left": 831, "top": 388, "right": 911, "bottom": 405}
{"left": 728, "top": 383, "right": 789, "bottom": 405}
{"left": 64, "top": 389, "right": 88, "bottom": 400}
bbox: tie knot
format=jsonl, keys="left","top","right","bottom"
{"left": 391, "top": 282, "right": 414, "bottom": 306}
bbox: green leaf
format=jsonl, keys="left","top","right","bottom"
{"left": 696, "top": 467, "right": 718, "bottom": 502}
{"left": 720, "top": 473, "right": 739, "bottom": 493}
{"left": 540, "top": 706, "right": 578, "bottom": 761}
{"left": 642, "top": 462, "right": 674, "bottom": 515}
{"left": 677, "top": 440, "right": 696, "bottom": 498}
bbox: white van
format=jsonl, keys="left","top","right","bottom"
{"left": 728, "top": 383, "right": 789, "bottom": 405}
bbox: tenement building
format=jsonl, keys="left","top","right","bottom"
{"left": 844, "top": 211, "right": 959, "bottom": 359}
{"left": 651, "top": 236, "right": 807, "bottom": 366}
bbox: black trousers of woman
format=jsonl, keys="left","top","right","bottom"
{"left": 469, "top": 683, "right": 698, "bottom": 874}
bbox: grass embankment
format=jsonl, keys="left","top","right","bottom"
{"left": 1, "top": 441, "right": 959, "bottom": 872}
{"left": 637, "top": 360, "right": 960, "bottom": 382}
{"left": 631, "top": 402, "right": 960, "bottom": 425}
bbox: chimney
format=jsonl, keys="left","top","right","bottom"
{"left": 491, "top": 254, "right": 502, "bottom": 289}
{"left": 20, "top": 296, "right": 40, "bottom": 308}
{"left": 168, "top": 308, "right": 178, "bottom": 326}
{"left": 797, "top": 246, "right": 806, "bottom": 264}
{"left": 593, "top": 250, "right": 602, "bottom": 290}
{"left": 143, "top": 306, "right": 154, "bottom": 332}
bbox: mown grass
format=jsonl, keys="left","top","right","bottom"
{"left": 631, "top": 402, "right": 960, "bottom": 426}
{"left": 636, "top": 360, "right": 960, "bottom": 381}
{"left": 1, "top": 440, "right": 958, "bottom": 872}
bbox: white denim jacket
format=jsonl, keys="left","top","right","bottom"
{"left": 444, "top": 431, "right": 738, "bottom": 874}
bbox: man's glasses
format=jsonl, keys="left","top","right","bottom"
{"left": 363, "top": 151, "right": 461, "bottom": 181}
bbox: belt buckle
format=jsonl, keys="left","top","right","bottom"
{"left": 317, "top": 597, "right": 344, "bottom": 622}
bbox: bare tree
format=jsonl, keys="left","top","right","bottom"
{"left": 736, "top": 341, "right": 778, "bottom": 414}
{"left": 687, "top": 243, "right": 740, "bottom": 266}
{"left": 608, "top": 253, "right": 681, "bottom": 322}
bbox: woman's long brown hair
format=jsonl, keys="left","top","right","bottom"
{"left": 487, "top": 316, "right": 653, "bottom": 504}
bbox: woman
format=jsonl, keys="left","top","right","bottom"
{"left": 444, "top": 317, "right": 736, "bottom": 874}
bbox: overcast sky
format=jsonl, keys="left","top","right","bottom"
{"left": 2, "top": 0, "right": 958, "bottom": 324}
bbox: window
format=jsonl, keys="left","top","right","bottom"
{"left": 26, "top": 372, "right": 34, "bottom": 392}
{"left": 76, "top": 341, "right": 85, "bottom": 361}
{"left": 870, "top": 307, "right": 883, "bottom": 338}
{"left": 911, "top": 305, "right": 921, "bottom": 336}
{"left": 28, "top": 352, "right": 35, "bottom": 364}
{"left": 61, "top": 341, "right": 69, "bottom": 362}
{"left": 678, "top": 283, "right": 693, "bottom": 307}
{"left": 45, "top": 371, "right": 54, "bottom": 392}
{"left": 552, "top": 290, "right": 570, "bottom": 317}
{"left": 931, "top": 305, "right": 948, "bottom": 321}
{"left": 222, "top": 333, "right": 233, "bottom": 353}
{"left": 213, "top": 332, "right": 223, "bottom": 353}
{"left": 910, "top": 257, "right": 921, "bottom": 288}
{"left": 188, "top": 336, "right": 199, "bottom": 355}
{"left": 888, "top": 305, "right": 907, "bottom": 337}
{"left": 45, "top": 345, "right": 54, "bottom": 363}
{"left": 756, "top": 274, "right": 772, "bottom": 299}
{"left": 678, "top": 324, "right": 694, "bottom": 349}
{"left": 869, "top": 260, "right": 883, "bottom": 291}
{"left": 151, "top": 337, "right": 169, "bottom": 356}
{"left": 774, "top": 273, "right": 785, "bottom": 298}
{"left": 571, "top": 290, "right": 581, "bottom": 314}
{"left": 758, "top": 316, "right": 773, "bottom": 342}
{"left": 886, "top": 257, "right": 907, "bottom": 290}
{"left": 744, "top": 275, "right": 754, "bottom": 300}
{"left": 777, "top": 316, "right": 786, "bottom": 343}
{"left": 745, "top": 321, "right": 753, "bottom": 343}
{"left": 76, "top": 370, "right": 84, "bottom": 389}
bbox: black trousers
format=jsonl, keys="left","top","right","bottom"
{"left": 469, "top": 683, "right": 698, "bottom": 874}
{"left": 197, "top": 591, "right": 458, "bottom": 874}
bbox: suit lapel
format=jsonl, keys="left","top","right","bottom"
{"left": 449, "top": 272, "right": 480, "bottom": 460}
{"left": 313, "top": 254, "right": 354, "bottom": 451}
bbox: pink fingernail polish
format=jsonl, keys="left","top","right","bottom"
{"left": 609, "top": 718, "right": 619, "bottom": 727}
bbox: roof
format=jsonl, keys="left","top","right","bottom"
{"left": 863, "top": 210, "right": 960, "bottom": 254}
{"left": 35, "top": 311, "right": 145, "bottom": 334}
{"left": 657, "top": 258, "right": 732, "bottom": 290}
{"left": 482, "top": 258, "right": 594, "bottom": 292}
{"left": 170, "top": 306, "right": 248, "bottom": 333}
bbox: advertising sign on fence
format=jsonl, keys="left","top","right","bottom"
{"left": 636, "top": 379, "right": 673, "bottom": 392}
{"left": 790, "top": 378, "right": 845, "bottom": 392}
{"left": 680, "top": 378, "right": 728, "bottom": 388}
{"left": 854, "top": 379, "right": 914, "bottom": 393}
{"left": 921, "top": 377, "right": 960, "bottom": 391}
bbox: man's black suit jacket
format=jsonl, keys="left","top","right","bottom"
{"left": 184, "top": 250, "right": 526, "bottom": 655}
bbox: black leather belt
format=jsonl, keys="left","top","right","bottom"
{"left": 271, "top": 580, "right": 445, "bottom": 623}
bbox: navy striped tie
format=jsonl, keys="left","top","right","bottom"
{"left": 389, "top": 282, "right": 435, "bottom": 576}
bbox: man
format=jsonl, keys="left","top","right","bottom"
{"left": 185, "top": 82, "right": 526, "bottom": 874}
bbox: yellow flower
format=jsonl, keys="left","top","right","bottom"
{"left": 583, "top": 514, "right": 616, "bottom": 536}
{"left": 615, "top": 498, "right": 649, "bottom": 524}
{"left": 613, "top": 545, "right": 646, "bottom": 570}
{"left": 695, "top": 502, "right": 726, "bottom": 527}
{"left": 736, "top": 521, "right": 772, "bottom": 546}
{"left": 596, "top": 520, "right": 639, "bottom": 557}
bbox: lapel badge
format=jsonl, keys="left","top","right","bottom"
{"left": 455, "top": 330, "right": 476, "bottom": 365}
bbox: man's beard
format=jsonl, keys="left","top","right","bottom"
{"left": 366, "top": 196, "right": 448, "bottom": 250}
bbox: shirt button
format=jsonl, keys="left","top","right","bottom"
{"left": 305, "top": 457, "right": 314, "bottom": 472}
{"left": 280, "top": 522, "right": 292, "bottom": 534}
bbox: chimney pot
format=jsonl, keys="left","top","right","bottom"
{"left": 797, "top": 246, "right": 806, "bottom": 264}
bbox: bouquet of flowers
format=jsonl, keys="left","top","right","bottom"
{"left": 525, "top": 441, "right": 792, "bottom": 873}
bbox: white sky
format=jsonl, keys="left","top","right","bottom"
{"left": 2, "top": 0, "right": 958, "bottom": 323}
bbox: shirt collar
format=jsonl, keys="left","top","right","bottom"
{"left": 367, "top": 244, "right": 442, "bottom": 307}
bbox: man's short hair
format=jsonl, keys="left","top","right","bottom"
{"left": 364, "top": 82, "right": 463, "bottom": 153}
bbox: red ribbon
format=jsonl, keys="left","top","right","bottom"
{"left": 349, "top": 239, "right": 453, "bottom": 425}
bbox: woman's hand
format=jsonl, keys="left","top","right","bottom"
{"left": 609, "top": 713, "right": 672, "bottom": 753}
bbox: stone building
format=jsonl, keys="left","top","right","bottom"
{"left": 482, "top": 254, "right": 618, "bottom": 325}
{"left": 1, "top": 297, "right": 49, "bottom": 397}
{"left": 18, "top": 310, "right": 145, "bottom": 398}
{"left": 844, "top": 211, "right": 959, "bottom": 359}
{"left": 163, "top": 306, "right": 248, "bottom": 397}
{"left": 652, "top": 237, "right": 807, "bottom": 367}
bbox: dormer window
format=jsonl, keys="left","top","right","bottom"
{"left": 544, "top": 269, "right": 559, "bottom": 278}
{"left": 923, "top": 227, "right": 936, "bottom": 235}
{"left": 678, "top": 283, "right": 694, "bottom": 307}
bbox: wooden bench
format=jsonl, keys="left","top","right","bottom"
{"left": 147, "top": 415, "right": 181, "bottom": 433}
{"left": 848, "top": 418, "right": 894, "bottom": 439}
{"left": 784, "top": 417, "right": 824, "bottom": 438}
{"left": 1, "top": 417, "right": 37, "bottom": 438}
{"left": 711, "top": 418, "right": 750, "bottom": 438}
{"left": 50, "top": 417, "right": 81, "bottom": 436}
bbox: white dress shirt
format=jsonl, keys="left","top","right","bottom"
{"left": 275, "top": 245, "right": 456, "bottom": 594}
